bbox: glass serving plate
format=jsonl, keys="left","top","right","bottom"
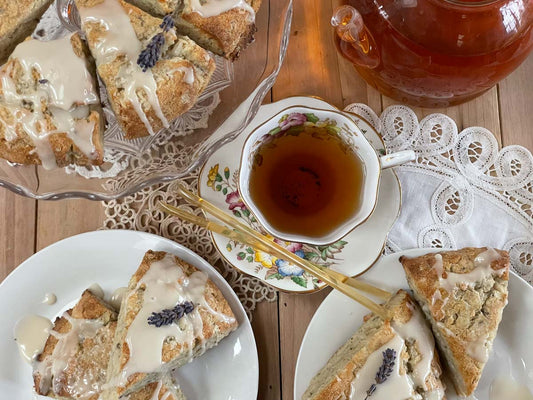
{"left": 0, "top": 0, "right": 292, "bottom": 200}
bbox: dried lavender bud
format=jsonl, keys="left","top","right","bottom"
{"left": 160, "top": 14, "right": 174, "bottom": 32}
{"left": 364, "top": 348, "right": 396, "bottom": 399}
{"left": 38, "top": 79, "right": 49, "bottom": 84}
{"left": 147, "top": 301, "right": 195, "bottom": 327}
{"left": 137, "top": 33, "right": 165, "bottom": 72}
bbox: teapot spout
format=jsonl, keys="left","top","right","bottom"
{"left": 331, "top": 5, "right": 380, "bottom": 69}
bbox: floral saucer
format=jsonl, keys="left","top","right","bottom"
{"left": 198, "top": 96, "right": 401, "bottom": 293}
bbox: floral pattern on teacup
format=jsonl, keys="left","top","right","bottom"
{"left": 207, "top": 163, "right": 347, "bottom": 289}
{"left": 248, "top": 112, "right": 357, "bottom": 172}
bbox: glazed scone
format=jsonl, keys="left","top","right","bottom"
{"left": 75, "top": 0, "right": 215, "bottom": 139}
{"left": 33, "top": 289, "right": 118, "bottom": 399}
{"left": 0, "top": 0, "right": 54, "bottom": 65}
{"left": 0, "top": 33, "right": 104, "bottom": 169}
{"left": 126, "top": 0, "right": 262, "bottom": 59}
{"left": 400, "top": 247, "right": 509, "bottom": 397}
{"left": 104, "top": 250, "right": 238, "bottom": 399}
{"left": 303, "top": 290, "right": 446, "bottom": 400}
{"left": 122, "top": 374, "right": 186, "bottom": 400}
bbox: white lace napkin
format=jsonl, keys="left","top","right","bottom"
{"left": 345, "top": 104, "right": 533, "bottom": 285}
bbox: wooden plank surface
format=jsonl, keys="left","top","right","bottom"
{"left": 0, "top": 2, "right": 531, "bottom": 399}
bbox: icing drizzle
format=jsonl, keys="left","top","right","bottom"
{"left": 0, "top": 34, "right": 99, "bottom": 169}
{"left": 78, "top": 0, "right": 170, "bottom": 135}
{"left": 33, "top": 313, "right": 105, "bottom": 397}
{"left": 119, "top": 254, "right": 235, "bottom": 386}
{"left": 190, "top": 0, "right": 256, "bottom": 22}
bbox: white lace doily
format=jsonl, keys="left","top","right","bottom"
{"left": 345, "top": 103, "right": 533, "bottom": 285}
{"left": 102, "top": 172, "right": 277, "bottom": 320}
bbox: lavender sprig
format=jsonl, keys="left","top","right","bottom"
{"left": 137, "top": 15, "right": 174, "bottom": 72}
{"left": 160, "top": 14, "right": 174, "bottom": 32}
{"left": 364, "top": 348, "right": 396, "bottom": 399}
{"left": 137, "top": 33, "right": 165, "bottom": 72}
{"left": 147, "top": 301, "right": 195, "bottom": 327}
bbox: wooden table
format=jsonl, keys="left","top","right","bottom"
{"left": 1, "top": 1, "right": 532, "bottom": 399}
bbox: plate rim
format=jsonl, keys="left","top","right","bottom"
{"left": 0, "top": 229, "right": 259, "bottom": 399}
{"left": 293, "top": 247, "right": 533, "bottom": 399}
{"left": 197, "top": 95, "right": 402, "bottom": 294}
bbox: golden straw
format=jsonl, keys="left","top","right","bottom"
{"left": 160, "top": 192, "right": 391, "bottom": 319}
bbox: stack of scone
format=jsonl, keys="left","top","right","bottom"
{"left": 0, "top": 0, "right": 261, "bottom": 168}
{"left": 303, "top": 247, "right": 510, "bottom": 399}
{"left": 32, "top": 250, "right": 239, "bottom": 399}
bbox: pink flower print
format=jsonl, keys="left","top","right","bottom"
{"left": 280, "top": 113, "right": 307, "bottom": 131}
{"left": 226, "top": 190, "right": 245, "bottom": 210}
{"left": 274, "top": 238, "right": 303, "bottom": 253}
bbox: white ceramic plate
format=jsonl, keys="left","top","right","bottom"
{"left": 198, "top": 96, "right": 401, "bottom": 293}
{"left": 294, "top": 248, "right": 533, "bottom": 399}
{"left": 0, "top": 230, "right": 258, "bottom": 400}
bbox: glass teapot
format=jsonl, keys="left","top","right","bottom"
{"left": 331, "top": 0, "right": 533, "bottom": 107}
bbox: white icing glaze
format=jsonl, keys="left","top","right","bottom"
{"left": 33, "top": 313, "right": 104, "bottom": 396}
{"left": 467, "top": 336, "right": 490, "bottom": 363}
{"left": 10, "top": 35, "right": 98, "bottom": 109}
{"left": 51, "top": 107, "right": 98, "bottom": 160}
{"left": 490, "top": 376, "right": 533, "bottom": 399}
{"left": 42, "top": 293, "right": 57, "bottom": 305}
{"left": 110, "top": 286, "right": 128, "bottom": 310}
{"left": 13, "top": 315, "right": 52, "bottom": 363}
{"left": 171, "top": 66, "right": 195, "bottom": 85}
{"left": 78, "top": 0, "right": 169, "bottom": 135}
{"left": 119, "top": 254, "right": 235, "bottom": 386}
{"left": 0, "top": 34, "right": 99, "bottom": 168}
{"left": 149, "top": 379, "right": 174, "bottom": 400}
{"left": 432, "top": 248, "right": 504, "bottom": 293}
{"left": 392, "top": 302, "right": 436, "bottom": 390}
{"left": 190, "top": 0, "right": 256, "bottom": 22}
{"left": 431, "top": 249, "right": 504, "bottom": 363}
{"left": 348, "top": 335, "right": 414, "bottom": 400}
{"left": 88, "top": 283, "right": 105, "bottom": 299}
{"left": 425, "top": 387, "right": 446, "bottom": 400}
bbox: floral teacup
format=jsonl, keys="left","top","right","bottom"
{"left": 238, "top": 105, "right": 414, "bottom": 246}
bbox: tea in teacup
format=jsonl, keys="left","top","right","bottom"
{"left": 248, "top": 125, "right": 364, "bottom": 239}
{"left": 239, "top": 105, "right": 414, "bottom": 246}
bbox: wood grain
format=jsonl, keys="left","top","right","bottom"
{"left": 36, "top": 200, "right": 105, "bottom": 250}
{"left": 498, "top": 56, "right": 533, "bottom": 148}
{"left": 0, "top": 191, "right": 35, "bottom": 280}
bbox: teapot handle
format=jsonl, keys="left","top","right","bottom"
{"left": 331, "top": 6, "right": 380, "bottom": 69}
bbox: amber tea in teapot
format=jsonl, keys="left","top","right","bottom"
{"left": 332, "top": 0, "right": 533, "bottom": 107}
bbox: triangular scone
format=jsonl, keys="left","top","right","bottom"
{"left": 303, "top": 290, "right": 446, "bottom": 400}
{"left": 105, "top": 250, "right": 238, "bottom": 399}
{"left": 33, "top": 289, "right": 118, "bottom": 399}
{"left": 75, "top": 0, "right": 216, "bottom": 139}
{"left": 0, "top": 0, "right": 54, "bottom": 64}
{"left": 126, "top": 0, "right": 261, "bottom": 59}
{"left": 122, "top": 373, "right": 186, "bottom": 400}
{"left": 400, "top": 247, "right": 509, "bottom": 396}
{"left": 0, "top": 33, "right": 104, "bottom": 169}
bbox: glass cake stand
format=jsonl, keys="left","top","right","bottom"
{"left": 0, "top": 0, "right": 292, "bottom": 200}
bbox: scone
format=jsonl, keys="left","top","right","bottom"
{"left": 400, "top": 247, "right": 509, "bottom": 396}
{"left": 0, "top": 33, "right": 104, "bottom": 169}
{"left": 33, "top": 289, "right": 118, "bottom": 399}
{"left": 104, "top": 250, "right": 238, "bottom": 399}
{"left": 303, "top": 290, "right": 446, "bottom": 400}
{"left": 75, "top": 0, "right": 215, "bottom": 139}
{"left": 126, "top": 0, "right": 262, "bottom": 59}
{"left": 0, "top": 0, "right": 54, "bottom": 65}
{"left": 122, "top": 374, "right": 186, "bottom": 400}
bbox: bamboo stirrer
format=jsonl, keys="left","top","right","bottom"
{"left": 160, "top": 207, "right": 390, "bottom": 319}
{"left": 174, "top": 184, "right": 391, "bottom": 299}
